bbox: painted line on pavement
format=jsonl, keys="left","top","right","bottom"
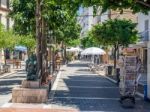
{"left": 51, "top": 71, "right": 61, "bottom": 91}
{"left": 136, "top": 92, "right": 144, "bottom": 98}
{"left": 53, "top": 96, "right": 142, "bottom": 100}
{"left": 59, "top": 79, "right": 109, "bottom": 82}
{"left": 0, "top": 78, "right": 25, "bottom": 81}
{"left": 0, "top": 85, "right": 20, "bottom": 88}
{"left": 99, "top": 74, "right": 145, "bottom": 98}
{"left": 49, "top": 71, "right": 62, "bottom": 100}
{"left": 0, "top": 71, "right": 17, "bottom": 79}
{"left": 58, "top": 86, "right": 118, "bottom": 89}
{"left": 1, "top": 103, "right": 12, "bottom": 108}
{"left": 102, "top": 75, "right": 117, "bottom": 84}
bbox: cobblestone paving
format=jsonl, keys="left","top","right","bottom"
{"left": 49, "top": 61, "right": 150, "bottom": 112}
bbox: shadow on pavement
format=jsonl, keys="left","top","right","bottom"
{"left": 48, "top": 62, "right": 150, "bottom": 111}
{"left": 0, "top": 87, "right": 12, "bottom": 95}
{"left": 0, "top": 71, "right": 26, "bottom": 95}
{"left": 67, "top": 63, "right": 88, "bottom": 67}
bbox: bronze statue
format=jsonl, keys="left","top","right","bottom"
{"left": 26, "top": 54, "right": 38, "bottom": 81}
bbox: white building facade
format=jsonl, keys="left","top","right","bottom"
{"left": 137, "top": 12, "right": 150, "bottom": 99}
{"left": 78, "top": 7, "right": 94, "bottom": 37}
{"left": 0, "top": 0, "right": 13, "bottom": 29}
{"left": 78, "top": 7, "right": 109, "bottom": 38}
{"left": 0, "top": 0, "right": 13, "bottom": 64}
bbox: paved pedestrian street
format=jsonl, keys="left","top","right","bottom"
{"left": 48, "top": 61, "right": 150, "bottom": 112}
{"left": 0, "top": 61, "right": 150, "bottom": 112}
{"left": 0, "top": 70, "right": 26, "bottom": 106}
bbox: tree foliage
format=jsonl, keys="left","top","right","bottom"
{"left": 54, "top": 16, "right": 81, "bottom": 45}
{"left": 81, "top": 35, "right": 99, "bottom": 48}
{"left": 0, "top": 24, "right": 19, "bottom": 49}
{"left": 91, "top": 19, "right": 138, "bottom": 47}
{"left": 100, "top": 0, "right": 150, "bottom": 14}
{"left": 79, "top": 0, "right": 150, "bottom": 14}
{"left": 17, "top": 34, "right": 36, "bottom": 52}
{"left": 91, "top": 19, "right": 139, "bottom": 68}
{"left": 9, "top": 0, "right": 35, "bottom": 35}
{"left": 10, "top": 0, "right": 81, "bottom": 47}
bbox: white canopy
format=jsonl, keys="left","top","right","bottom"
{"left": 81, "top": 47, "right": 106, "bottom": 55}
{"left": 66, "top": 47, "right": 83, "bottom": 52}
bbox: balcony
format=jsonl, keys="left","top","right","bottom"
{"left": 139, "top": 30, "right": 149, "bottom": 42}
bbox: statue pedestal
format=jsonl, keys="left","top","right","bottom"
{"left": 12, "top": 80, "right": 48, "bottom": 103}
{"left": 22, "top": 80, "right": 40, "bottom": 88}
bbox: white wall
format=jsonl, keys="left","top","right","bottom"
{"left": 137, "top": 12, "right": 150, "bottom": 39}
{"left": 101, "top": 11, "right": 109, "bottom": 23}
{"left": 1, "top": 0, "right": 7, "bottom": 9}
{"left": 137, "top": 12, "right": 150, "bottom": 99}
{"left": 0, "top": 0, "right": 13, "bottom": 29}
{"left": 78, "top": 7, "right": 94, "bottom": 37}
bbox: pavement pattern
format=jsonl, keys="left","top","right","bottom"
{"left": 0, "top": 61, "right": 150, "bottom": 112}
{"left": 0, "top": 70, "right": 26, "bottom": 106}
{"left": 48, "top": 61, "right": 150, "bottom": 112}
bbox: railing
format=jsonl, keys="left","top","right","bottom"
{"left": 139, "top": 30, "right": 150, "bottom": 42}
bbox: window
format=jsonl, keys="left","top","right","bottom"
{"left": 7, "top": 0, "right": 9, "bottom": 9}
{"left": 6, "top": 18, "right": 10, "bottom": 30}
{"left": 144, "top": 20, "right": 149, "bottom": 40}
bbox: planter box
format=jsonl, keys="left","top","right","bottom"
{"left": 12, "top": 87, "right": 48, "bottom": 103}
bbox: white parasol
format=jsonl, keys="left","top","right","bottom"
{"left": 81, "top": 47, "right": 106, "bottom": 55}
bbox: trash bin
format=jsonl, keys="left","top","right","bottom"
{"left": 144, "top": 85, "right": 148, "bottom": 101}
{"left": 107, "top": 66, "right": 113, "bottom": 75}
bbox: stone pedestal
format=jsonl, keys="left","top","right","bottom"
{"left": 22, "top": 80, "right": 40, "bottom": 88}
{"left": 12, "top": 80, "right": 48, "bottom": 103}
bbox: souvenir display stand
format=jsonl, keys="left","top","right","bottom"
{"left": 119, "top": 48, "right": 137, "bottom": 107}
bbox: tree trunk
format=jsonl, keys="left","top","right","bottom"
{"left": 36, "top": 0, "right": 42, "bottom": 80}
{"left": 41, "top": 18, "right": 48, "bottom": 84}
{"left": 113, "top": 44, "right": 119, "bottom": 76}
{"left": 64, "top": 45, "right": 67, "bottom": 64}
{"left": 108, "top": 10, "right": 111, "bottom": 19}
{"left": 114, "top": 44, "right": 117, "bottom": 69}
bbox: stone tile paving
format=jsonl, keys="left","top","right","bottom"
{"left": 48, "top": 61, "right": 150, "bottom": 112}
{"left": 0, "top": 70, "right": 26, "bottom": 106}
{"left": 0, "top": 61, "right": 150, "bottom": 112}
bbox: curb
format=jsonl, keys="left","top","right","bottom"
{"left": 101, "top": 74, "right": 144, "bottom": 98}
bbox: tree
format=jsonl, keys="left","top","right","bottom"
{"left": 53, "top": 16, "right": 81, "bottom": 62}
{"left": 81, "top": 35, "right": 99, "bottom": 48}
{"left": 100, "top": 0, "right": 150, "bottom": 14}
{"left": 17, "top": 34, "right": 36, "bottom": 54}
{"left": 91, "top": 19, "right": 139, "bottom": 68}
{"left": 0, "top": 24, "right": 6, "bottom": 49}
{"left": 10, "top": 0, "right": 82, "bottom": 84}
{"left": 0, "top": 24, "right": 19, "bottom": 49}
{"left": 79, "top": 0, "right": 150, "bottom": 14}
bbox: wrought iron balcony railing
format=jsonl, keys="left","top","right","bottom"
{"left": 138, "top": 30, "right": 150, "bottom": 42}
